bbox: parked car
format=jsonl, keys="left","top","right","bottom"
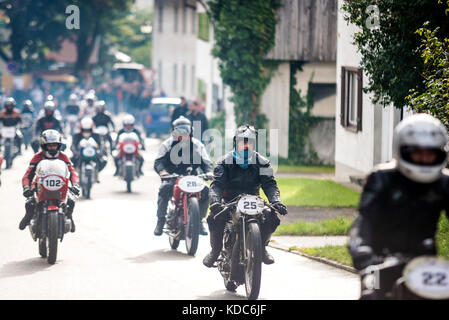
{"left": 143, "top": 97, "right": 181, "bottom": 137}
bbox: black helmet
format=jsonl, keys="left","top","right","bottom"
{"left": 40, "top": 129, "right": 62, "bottom": 158}
{"left": 172, "top": 116, "right": 192, "bottom": 137}
{"left": 233, "top": 125, "right": 258, "bottom": 149}
{"left": 4, "top": 97, "right": 16, "bottom": 110}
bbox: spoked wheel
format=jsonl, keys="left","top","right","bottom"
{"left": 38, "top": 238, "right": 47, "bottom": 258}
{"left": 244, "top": 223, "right": 262, "bottom": 300}
{"left": 185, "top": 197, "right": 200, "bottom": 256}
{"left": 47, "top": 212, "right": 59, "bottom": 265}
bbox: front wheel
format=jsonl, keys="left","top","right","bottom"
{"left": 244, "top": 222, "right": 263, "bottom": 300}
{"left": 47, "top": 212, "right": 59, "bottom": 265}
{"left": 185, "top": 197, "right": 200, "bottom": 256}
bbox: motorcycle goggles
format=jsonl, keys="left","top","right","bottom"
{"left": 44, "top": 142, "right": 62, "bottom": 156}
{"left": 400, "top": 146, "right": 447, "bottom": 166}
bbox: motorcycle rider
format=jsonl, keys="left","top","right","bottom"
{"left": 203, "top": 125, "right": 288, "bottom": 267}
{"left": 21, "top": 100, "right": 34, "bottom": 150}
{"left": 348, "top": 113, "right": 449, "bottom": 300}
{"left": 33, "top": 101, "right": 64, "bottom": 153}
{"left": 71, "top": 117, "right": 106, "bottom": 179}
{"left": 65, "top": 94, "right": 81, "bottom": 117}
{"left": 0, "top": 97, "right": 23, "bottom": 155}
{"left": 92, "top": 100, "right": 115, "bottom": 153}
{"left": 19, "top": 129, "right": 80, "bottom": 232}
{"left": 153, "top": 116, "right": 213, "bottom": 236}
{"left": 80, "top": 92, "right": 96, "bottom": 118}
{"left": 113, "top": 114, "right": 145, "bottom": 176}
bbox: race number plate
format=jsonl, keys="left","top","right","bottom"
{"left": 403, "top": 256, "right": 449, "bottom": 299}
{"left": 237, "top": 195, "right": 264, "bottom": 215}
{"left": 42, "top": 175, "right": 65, "bottom": 191}
{"left": 82, "top": 146, "right": 96, "bottom": 158}
{"left": 1, "top": 127, "right": 16, "bottom": 139}
{"left": 96, "top": 126, "right": 108, "bottom": 135}
{"left": 178, "top": 176, "right": 205, "bottom": 193}
{"left": 123, "top": 144, "right": 137, "bottom": 154}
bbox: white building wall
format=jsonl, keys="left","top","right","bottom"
{"left": 153, "top": 0, "right": 197, "bottom": 99}
{"left": 260, "top": 62, "right": 290, "bottom": 158}
{"left": 335, "top": 0, "right": 413, "bottom": 181}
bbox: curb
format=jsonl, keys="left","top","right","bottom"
{"left": 268, "top": 240, "right": 358, "bottom": 274}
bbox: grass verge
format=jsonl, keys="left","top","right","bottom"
{"left": 293, "top": 245, "right": 353, "bottom": 267}
{"left": 267, "top": 177, "right": 360, "bottom": 207}
{"left": 276, "top": 165, "right": 335, "bottom": 174}
{"left": 274, "top": 217, "right": 354, "bottom": 236}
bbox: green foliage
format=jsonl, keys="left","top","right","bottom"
{"left": 108, "top": 5, "right": 153, "bottom": 68}
{"left": 407, "top": 24, "right": 449, "bottom": 130}
{"left": 436, "top": 213, "right": 449, "bottom": 259}
{"left": 209, "top": 110, "right": 225, "bottom": 134}
{"left": 0, "top": 0, "right": 69, "bottom": 72}
{"left": 288, "top": 62, "right": 321, "bottom": 165}
{"left": 342, "top": 0, "right": 449, "bottom": 109}
{"left": 295, "top": 246, "right": 354, "bottom": 267}
{"left": 275, "top": 217, "right": 354, "bottom": 236}
{"left": 198, "top": 13, "right": 210, "bottom": 42}
{"left": 208, "top": 0, "right": 282, "bottom": 128}
{"left": 264, "top": 177, "right": 361, "bottom": 208}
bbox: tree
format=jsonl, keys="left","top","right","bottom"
{"left": 407, "top": 2, "right": 449, "bottom": 130}
{"left": 342, "top": 0, "right": 449, "bottom": 109}
{"left": 0, "top": 0, "right": 68, "bottom": 72}
{"left": 208, "top": 0, "right": 282, "bottom": 127}
{"left": 67, "top": 0, "right": 134, "bottom": 75}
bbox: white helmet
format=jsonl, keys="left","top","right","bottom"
{"left": 123, "top": 114, "right": 135, "bottom": 132}
{"left": 393, "top": 113, "right": 448, "bottom": 183}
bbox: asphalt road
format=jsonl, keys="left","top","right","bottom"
{"left": 0, "top": 137, "right": 360, "bottom": 300}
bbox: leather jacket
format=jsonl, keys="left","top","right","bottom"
{"left": 209, "top": 151, "right": 281, "bottom": 204}
{"left": 348, "top": 162, "right": 449, "bottom": 270}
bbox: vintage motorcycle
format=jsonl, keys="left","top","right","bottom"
{"left": 76, "top": 137, "right": 98, "bottom": 199}
{"left": 115, "top": 132, "right": 141, "bottom": 193}
{"left": 95, "top": 125, "right": 111, "bottom": 155}
{"left": 28, "top": 159, "right": 77, "bottom": 264}
{"left": 162, "top": 170, "right": 213, "bottom": 256}
{"left": 66, "top": 114, "right": 79, "bottom": 137}
{"left": 1, "top": 126, "right": 19, "bottom": 169}
{"left": 359, "top": 240, "right": 449, "bottom": 300}
{"left": 212, "top": 194, "right": 281, "bottom": 300}
{"left": 21, "top": 113, "right": 34, "bottom": 150}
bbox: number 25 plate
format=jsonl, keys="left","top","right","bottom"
{"left": 403, "top": 256, "right": 449, "bottom": 299}
{"left": 237, "top": 196, "right": 264, "bottom": 215}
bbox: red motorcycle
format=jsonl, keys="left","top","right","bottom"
{"left": 29, "top": 159, "right": 77, "bottom": 264}
{"left": 162, "top": 170, "right": 213, "bottom": 256}
{"left": 115, "top": 132, "right": 141, "bottom": 193}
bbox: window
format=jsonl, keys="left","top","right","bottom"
{"left": 158, "top": 4, "right": 163, "bottom": 32}
{"left": 182, "top": 5, "right": 187, "bottom": 34}
{"left": 197, "top": 12, "right": 210, "bottom": 41}
{"left": 191, "top": 65, "right": 195, "bottom": 95}
{"left": 158, "top": 61, "right": 163, "bottom": 90}
{"left": 182, "top": 64, "right": 186, "bottom": 92}
{"left": 192, "top": 9, "right": 196, "bottom": 34}
{"left": 173, "top": 64, "right": 178, "bottom": 91}
{"left": 174, "top": 6, "right": 178, "bottom": 33}
{"left": 340, "top": 66, "right": 363, "bottom": 132}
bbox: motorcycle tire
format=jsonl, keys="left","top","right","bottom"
{"left": 185, "top": 197, "right": 200, "bottom": 256}
{"left": 47, "top": 211, "right": 59, "bottom": 265}
{"left": 244, "top": 222, "right": 262, "bottom": 300}
{"left": 38, "top": 238, "right": 47, "bottom": 258}
{"left": 169, "top": 236, "right": 180, "bottom": 250}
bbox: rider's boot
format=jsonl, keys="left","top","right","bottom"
{"left": 203, "top": 227, "right": 223, "bottom": 267}
{"left": 67, "top": 199, "right": 76, "bottom": 232}
{"left": 154, "top": 217, "right": 165, "bottom": 236}
{"left": 19, "top": 199, "right": 35, "bottom": 230}
{"left": 261, "top": 230, "right": 275, "bottom": 265}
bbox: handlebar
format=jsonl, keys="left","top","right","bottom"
{"left": 212, "top": 195, "right": 281, "bottom": 220}
{"left": 160, "top": 172, "right": 214, "bottom": 181}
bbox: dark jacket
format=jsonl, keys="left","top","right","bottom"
{"left": 35, "top": 116, "right": 63, "bottom": 136}
{"left": 92, "top": 112, "right": 115, "bottom": 130}
{"left": 154, "top": 136, "right": 212, "bottom": 175}
{"left": 171, "top": 104, "right": 188, "bottom": 123}
{"left": 209, "top": 151, "right": 281, "bottom": 204}
{"left": 186, "top": 110, "right": 209, "bottom": 138}
{"left": 348, "top": 162, "right": 449, "bottom": 270}
{"left": 0, "top": 108, "right": 22, "bottom": 127}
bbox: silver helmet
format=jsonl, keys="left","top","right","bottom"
{"left": 172, "top": 116, "right": 192, "bottom": 137}
{"left": 40, "top": 129, "right": 62, "bottom": 158}
{"left": 393, "top": 113, "right": 448, "bottom": 183}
